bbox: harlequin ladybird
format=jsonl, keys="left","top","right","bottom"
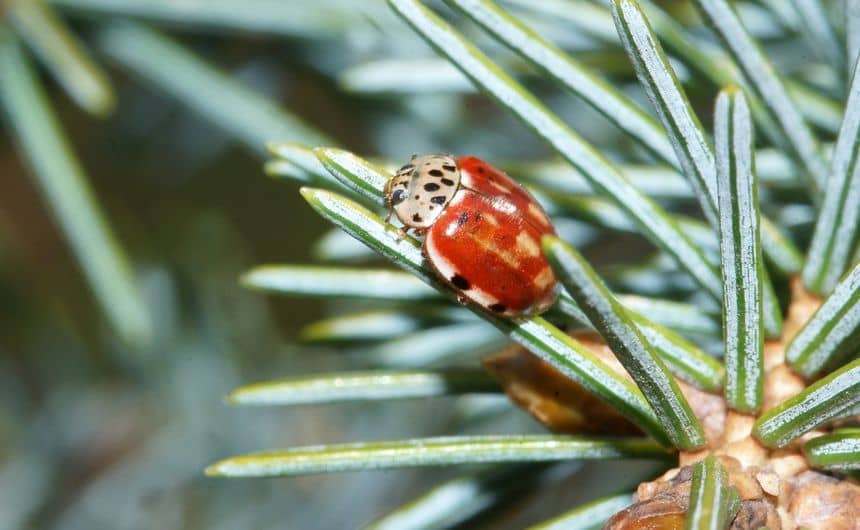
{"left": 384, "top": 154, "right": 558, "bottom": 316}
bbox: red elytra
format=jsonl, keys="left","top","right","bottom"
{"left": 385, "top": 154, "right": 558, "bottom": 316}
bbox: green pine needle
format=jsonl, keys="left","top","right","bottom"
{"left": 612, "top": 0, "right": 785, "bottom": 338}
{"left": 684, "top": 456, "right": 740, "bottom": 530}
{"left": 357, "top": 323, "right": 508, "bottom": 368}
{"left": 753, "top": 359, "right": 860, "bottom": 448}
{"left": 802, "top": 56, "right": 860, "bottom": 295}
{"left": 8, "top": 0, "right": 115, "bottom": 116}
{"left": 206, "top": 435, "right": 670, "bottom": 478}
{"left": 544, "top": 235, "right": 705, "bottom": 450}
{"left": 367, "top": 465, "right": 550, "bottom": 530}
{"left": 0, "top": 30, "right": 151, "bottom": 347}
{"left": 98, "top": 22, "right": 331, "bottom": 162}
{"left": 803, "top": 428, "right": 860, "bottom": 471}
{"left": 691, "top": 0, "right": 827, "bottom": 192}
{"left": 227, "top": 369, "right": 500, "bottom": 406}
{"left": 446, "top": 0, "right": 679, "bottom": 168}
{"left": 528, "top": 492, "right": 634, "bottom": 530}
{"left": 715, "top": 87, "right": 764, "bottom": 413}
{"left": 241, "top": 265, "right": 438, "bottom": 301}
{"left": 786, "top": 261, "right": 860, "bottom": 378}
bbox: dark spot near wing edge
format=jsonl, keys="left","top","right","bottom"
{"left": 451, "top": 274, "right": 471, "bottom": 290}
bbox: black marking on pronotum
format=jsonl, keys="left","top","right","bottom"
{"left": 399, "top": 164, "right": 414, "bottom": 172}
{"left": 441, "top": 178, "right": 455, "bottom": 186}
{"left": 412, "top": 213, "right": 423, "bottom": 222}
{"left": 489, "top": 303, "right": 506, "bottom": 313}
{"left": 431, "top": 196, "right": 447, "bottom": 205}
{"left": 451, "top": 274, "right": 471, "bottom": 290}
{"left": 428, "top": 169, "right": 444, "bottom": 177}
{"left": 443, "top": 164, "right": 456, "bottom": 172}
{"left": 424, "top": 182, "right": 440, "bottom": 192}
{"left": 457, "top": 212, "right": 469, "bottom": 226}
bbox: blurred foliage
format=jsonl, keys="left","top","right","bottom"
{"left": 0, "top": 0, "right": 856, "bottom": 529}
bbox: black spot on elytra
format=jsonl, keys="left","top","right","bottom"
{"left": 431, "top": 196, "right": 447, "bottom": 205}
{"left": 428, "top": 169, "right": 443, "bottom": 177}
{"left": 476, "top": 165, "right": 486, "bottom": 173}
{"left": 443, "top": 164, "right": 456, "bottom": 172}
{"left": 441, "top": 178, "right": 455, "bottom": 186}
{"left": 457, "top": 212, "right": 469, "bottom": 226}
{"left": 489, "top": 303, "right": 506, "bottom": 313}
{"left": 412, "top": 213, "right": 423, "bottom": 222}
{"left": 451, "top": 274, "right": 471, "bottom": 290}
{"left": 424, "top": 182, "right": 440, "bottom": 191}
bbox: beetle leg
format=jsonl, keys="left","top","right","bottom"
{"left": 396, "top": 226, "right": 410, "bottom": 241}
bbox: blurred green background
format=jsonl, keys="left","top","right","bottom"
{"left": 1, "top": 0, "right": 833, "bottom": 527}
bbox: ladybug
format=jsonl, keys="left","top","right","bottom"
{"left": 384, "top": 154, "right": 558, "bottom": 316}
